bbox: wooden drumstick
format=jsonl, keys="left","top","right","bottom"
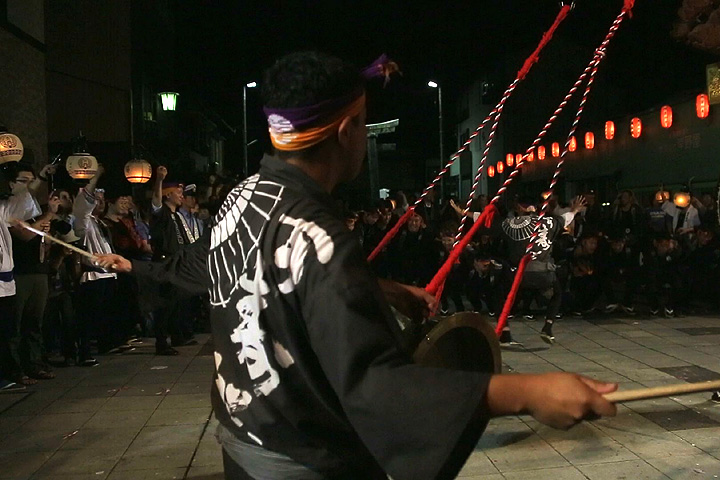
{"left": 10, "top": 218, "right": 97, "bottom": 261}
{"left": 604, "top": 380, "right": 720, "bottom": 403}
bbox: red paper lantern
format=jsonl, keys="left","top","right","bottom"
{"left": 497, "top": 161, "right": 504, "bottom": 174}
{"left": 538, "top": 145, "right": 546, "bottom": 160}
{"left": 696, "top": 93, "right": 710, "bottom": 119}
{"left": 631, "top": 117, "right": 642, "bottom": 138}
{"left": 527, "top": 151, "right": 534, "bottom": 162}
{"left": 605, "top": 121, "right": 615, "bottom": 140}
{"left": 568, "top": 136, "right": 577, "bottom": 152}
{"left": 488, "top": 165, "right": 495, "bottom": 178}
{"left": 551, "top": 142, "right": 560, "bottom": 157}
{"left": 585, "top": 132, "right": 595, "bottom": 149}
{"left": 515, "top": 153, "right": 522, "bottom": 165}
{"left": 660, "top": 105, "right": 673, "bottom": 128}
{"left": 506, "top": 153, "right": 514, "bottom": 167}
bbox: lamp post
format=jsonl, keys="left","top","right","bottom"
{"left": 243, "top": 81, "right": 257, "bottom": 179}
{"left": 428, "top": 81, "right": 444, "bottom": 201}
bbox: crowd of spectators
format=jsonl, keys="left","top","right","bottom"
{"left": 1, "top": 157, "right": 718, "bottom": 399}
{"left": 352, "top": 188, "right": 720, "bottom": 323}
{"left": 0, "top": 161, "right": 227, "bottom": 390}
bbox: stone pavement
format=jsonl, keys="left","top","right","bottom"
{"left": 462, "top": 314, "right": 720, "bottom": 480}
{"left": 0, "top": 334, "right": 223, "bottom": 480}
{"left": 1, "top": 316, "right": 719, "bottom": 479}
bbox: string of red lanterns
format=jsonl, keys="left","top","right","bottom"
{"left": 512, "top": 94, "right": 707, "bottom": 168}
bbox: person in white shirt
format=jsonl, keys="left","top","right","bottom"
{"left": 662, "top": 197, "right": 700, "bottom": 234}
{"left": 0, "top": 164, "right": 42, "bottom": 387}
{"left": 72, "top": 165, "right": 122, "bottom": 363}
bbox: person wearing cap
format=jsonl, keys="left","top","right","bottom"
{"left": 178, "top": 184, "right": 203, "bottom": 241}
{"left": 97, "top": 51, "right": 618, "bottom": 480}
{"left": 150, "top": 167, "right": 197, "bottom": 354}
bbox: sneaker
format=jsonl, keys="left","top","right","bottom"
{"left": 711, "top": 392, "right": 720, "bottom": 403}
{"left": 487, "top": 311, "right": 496, "bottom": 317}
{"left": 650, "top": 309, "right": 659, "bottom": 316}
{"left": 604, "top": 304, "right": 619, "bottom": 313}
{"left": 540, "top": 324, "right": 555, "bottom": 345}
{"left": 622, "top": 305, "right": 636, "bottom": 316}
{"left": 523, "top": 314, "right": 535, "bottom": 320}
{"left": 439, "top": 308, "right": 449, "bottom": 315}
{"left": 0, "top": 378, "right": 25, "bottom": 392}
{"left": 571, "top": 311, "right": 584, "bottom": 318}
{"left": 498, "top": 331, "right": 522, "bottom": 347}
{"left": 663, "top": 308, "right": 674, "bottom": 318}
{"left": 554, "top": 313, "right": 563, "bottom": 320}
{"left": 78, "top": 357, "right": 99, "bottom": 367}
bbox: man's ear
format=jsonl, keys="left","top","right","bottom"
{"left": 336, "top": 115, "right": 354, "bottom": 149}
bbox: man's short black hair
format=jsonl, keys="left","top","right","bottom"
{"left": 262, "top": 51, "right": 363, "bottom": 110}
{"left": 6, "top": 162, "right": 35, "bottom": 182}
{"left": 262, "top": 51, "right": 364, "bottom": 159}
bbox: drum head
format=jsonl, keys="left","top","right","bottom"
{"left": 413, "top": 312, "right": 502, "bottom": 374}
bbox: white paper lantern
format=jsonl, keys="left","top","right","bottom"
{"left": 0, "top": 132, "right": 24, "bottom": 164}
{"left": 66, "top": 153, "right": 98, "bottom": 180}
{"left": 124, "top": 158, "right": 152, "bottom": 184}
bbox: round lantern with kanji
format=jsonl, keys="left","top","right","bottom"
{"left": 66, "top": 153, "right": 99, "bottom": 180}
{"left": 0, "top": 130, "right": 23, "bottom": 164}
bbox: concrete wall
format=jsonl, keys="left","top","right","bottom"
{"left": 45, "top": 0, "right": 131, "bottom": 146}
{"left": 0, "top": 6, "right": 48, "bottom": 167}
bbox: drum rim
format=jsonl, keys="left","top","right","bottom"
{"left": 413, "top": 311, "right": 502, "bottom": 374}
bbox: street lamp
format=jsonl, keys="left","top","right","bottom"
{"left": 158, "top": 92, "right": 179, "bottom": 111}
{"left": 243, "top": 81, "right": 257, "bottom": 178}
{"left": 428, "top": 81, "right": 444, "bottom": 201}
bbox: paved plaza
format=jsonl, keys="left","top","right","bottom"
{"left": 1, "top": 315, "right": 720, "bottom": 479}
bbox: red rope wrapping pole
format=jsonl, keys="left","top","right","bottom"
{"left": 494, "top": 254, "right": 532, "bottom": 335}
{"left": 370, "top": 3, "right": 574, "bottom": 262}
{"left": 517, "top": 4, "right": 571, "bottom": 80}
{"left": 455, "top": 4, "right": 573, "bottom": 246}
{"left": 426, "top": 204, "right": 498, "bottom": 296}
{"left": 494, "top": 4, "right": 634, "bottom": 336}
{"left": 367, "top": 111, "right": 497, "bottom": 262}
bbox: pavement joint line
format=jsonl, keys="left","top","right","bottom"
{"left": 183, "top": 409, "right": 215, "bottom": 479}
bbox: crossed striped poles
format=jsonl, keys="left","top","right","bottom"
{"left": 523, "top": 7, "right": 632, "bottom": 260}
{"left": 454, "top": 78, "right": 520, "bottom": 245}
{"left": 366, "top": 111, "right": 497, "bottom": 261}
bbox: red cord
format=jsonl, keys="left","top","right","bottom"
{"left": 495, "top": 254, "right": 531, "bottom": 335}
{"left": 517, "top": 5, "right": 571, "bottom": 80}
{"left": 425, "top": 205, "right": 498, "bottom": 296}
{"left": 367, "top": 207, "right": 414, "bottom": 262}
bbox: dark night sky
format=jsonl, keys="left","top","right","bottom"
{"left": 174, "top": 1, "right": 717, "bottom": 172}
